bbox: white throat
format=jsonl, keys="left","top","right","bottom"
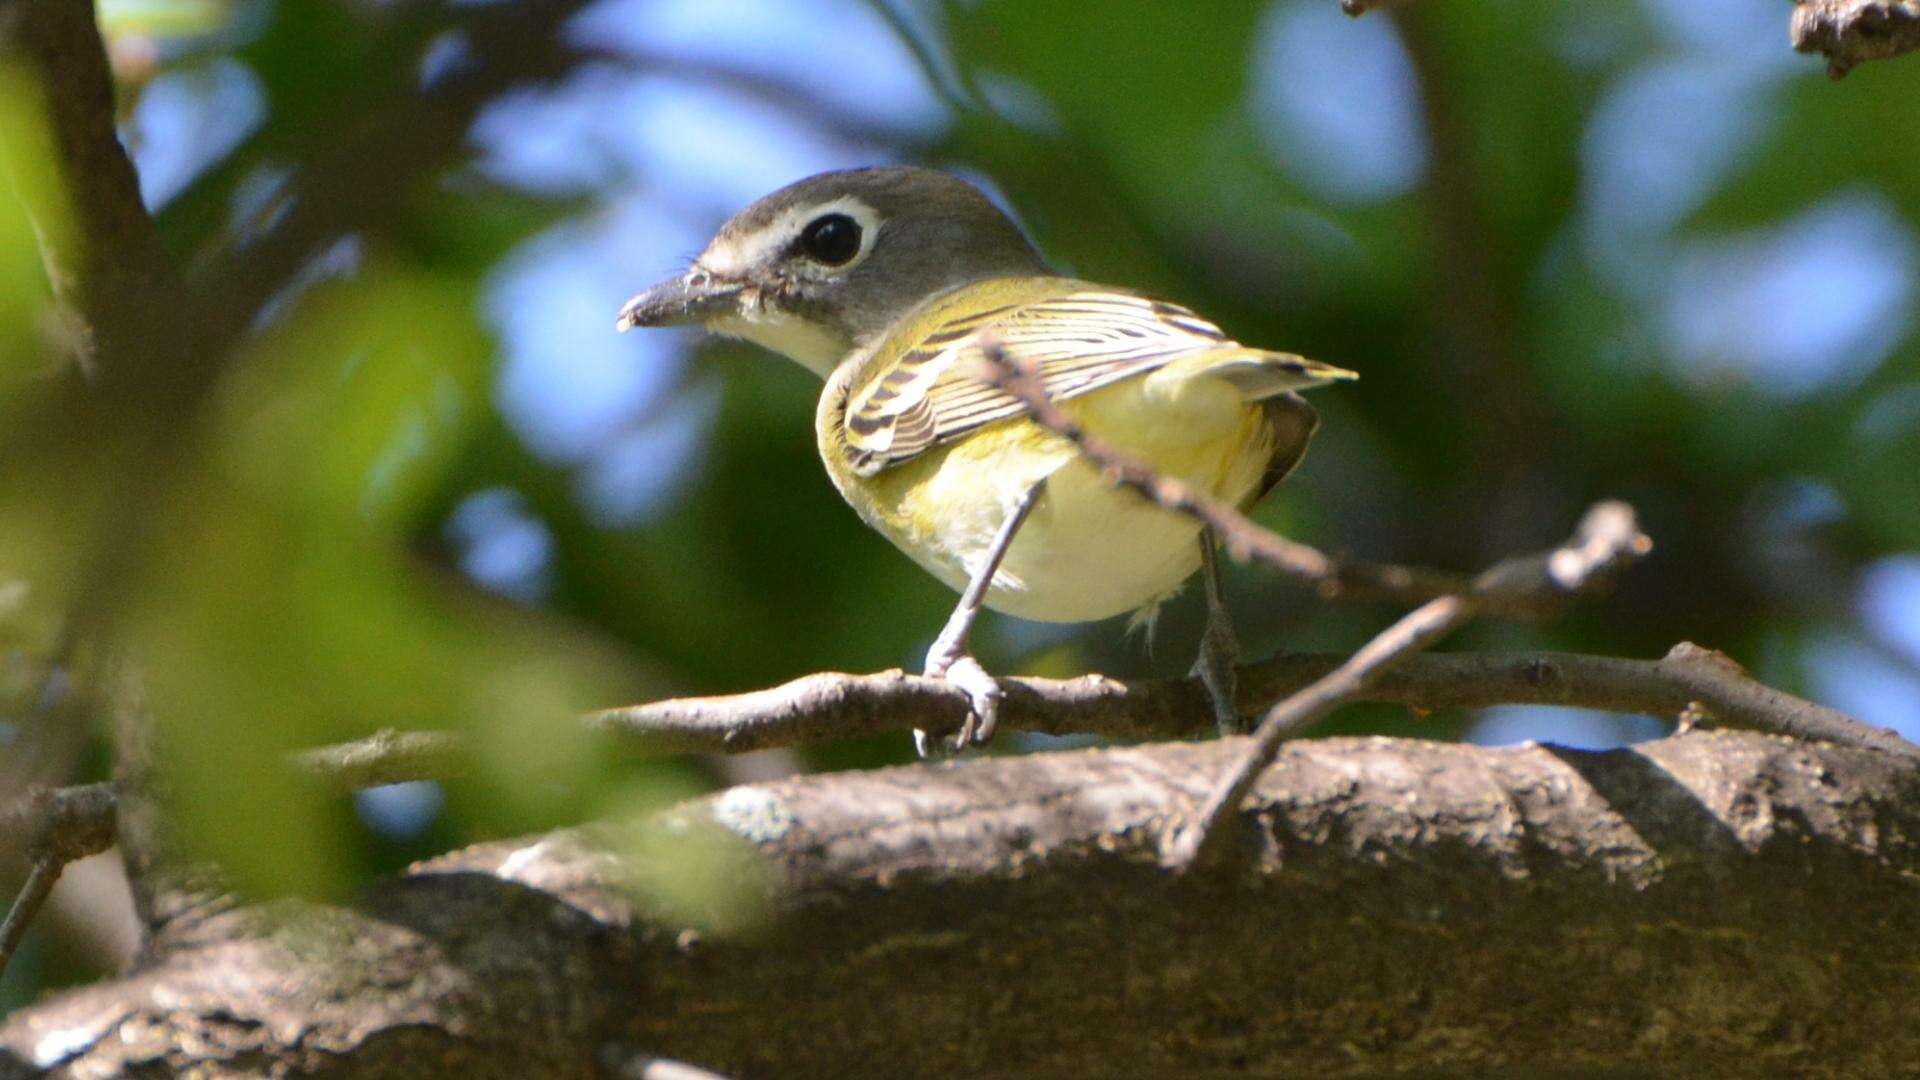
{"left": 707, "top": 309, "right": 849, "bottom": 379}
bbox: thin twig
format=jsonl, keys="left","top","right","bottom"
{"left": 0, "top": 782, "right": 118, "bottom": 981}
{"left": 1162, "top": 503, "right": 1653, "bottom": 873}
{"left": 288, "top": 729, "right": 470, "bottom": 789}
{"left": 975, "top": 342, "right": 1576, "bottom": 616}
{"left": 270, "top": 639, "right": 1907, "bottom": 789}
{"left": 0, "top": 860, "right": 58, "bottom": 980}
{"left": 585, "top": 644, "right": 1911, "bottom": 759}
{"left": 26, "top": 638, "right": 1892, "bottom": 815}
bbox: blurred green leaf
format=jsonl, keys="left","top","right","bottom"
{"left": 0, "top": 63, "right": 68, "bottom": 393}
{"left": 608, "top": 798, "right": 776, "bottom": 939}
{"left": 124, "top": 264, "right": 654, "bottom": 898}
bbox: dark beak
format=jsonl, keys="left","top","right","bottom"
{"left": 615, "top": 270, "right": 744, "bottom": 332}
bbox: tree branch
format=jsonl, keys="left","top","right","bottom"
{"left": 6, "top": 731, "right": 1920, "bottom": 1075}
{"left": 964, "top": 342, "right": 1908, "bottom": 866}
{"left": 288, "top": 729, "right": 471, "bottom": 790}
{"left": 0, "top": 0, "right": 177, "bottom": 373}
{"left": 195, "top": 0, "right": 593, "bottom": 340}
{"left": 0, "top": 862, "right": 59, "bottom": 984}
{"left": 0, "top": 783, "right": 117, "bottom": 981}
{"left": 2, "top": 0, "right": 603, "bottom": 949}
{"left": 1165, "top": 501, "right": 1650, "bottom": 871}
{"left": 584, "top": 642, "right": 1912, "bottom": 760}
{"left": 1347, "top": 0, "right": 1920, "bottom": 80}
{"left": 1793, "top": 0, "right": 1920, "bottom": 77}
{"left": 0, "top": 639, "right": 1881, "bottom": 887}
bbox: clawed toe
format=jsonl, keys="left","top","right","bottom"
{"left": 916, "top": 648, "right": 1003, "bottom": 755}
{"left": 942, "top": 654, "right": 1002, "bottom": 749}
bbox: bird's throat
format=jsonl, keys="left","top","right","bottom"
{"left": 707, "top": 309, "right": 849, "bottom": 379}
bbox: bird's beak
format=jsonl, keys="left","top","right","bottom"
{"left": 615, "top": 270, "right": 743, "bottom": 332}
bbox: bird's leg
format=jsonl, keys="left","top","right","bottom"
{"left": 917, "top": 480, "right": 1046, "bottom": 756}
{"left": 1191, "top": 528, "right": 1245, "bottom": 736}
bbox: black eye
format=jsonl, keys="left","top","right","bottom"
{"left": 798, "top": 213, "right": 862, "bottom": 265}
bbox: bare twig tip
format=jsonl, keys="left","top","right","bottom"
{"left": 1791, "top": 0, "right": 1920, "bottom": 78}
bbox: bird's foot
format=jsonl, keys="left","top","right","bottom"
{"left": 1191, "top": 612, "right": 1244, "bottom": 737}
{"left": 916, "top": 642, "right": 1002, "bottom": 756}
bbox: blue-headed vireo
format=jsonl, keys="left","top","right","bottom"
{"left": 618, "top": 167, "right": 1355, "bottom": 753}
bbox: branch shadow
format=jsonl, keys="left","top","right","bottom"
{"left": 1539, "top": 742, "right": 1753, "bottom": 877}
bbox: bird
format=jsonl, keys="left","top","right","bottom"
{"left": 617, "top": 166, "right": 1355, "bottom": 753}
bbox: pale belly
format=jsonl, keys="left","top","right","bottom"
{"left": 856, "top": 374, "right": 1277, "bottom": 624}
{"left": 971, "top": 454, "right": 1220, "bottom": 622}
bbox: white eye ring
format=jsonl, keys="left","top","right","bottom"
{"left": 783, "top": 196, "right": 881, "bottom": 274}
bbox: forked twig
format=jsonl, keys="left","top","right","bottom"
{"left": 970, "top": 340, "right": 1657, "bottom": 871}
{"left": 1161, "top": 504, "right": 1651, "bottom": 872}
{"left": 0, "top": 783, "right": 117, "bottom": 980}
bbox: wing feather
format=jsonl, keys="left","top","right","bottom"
{"left": 843, "top": 290, "right": 1230, "bottom": 474}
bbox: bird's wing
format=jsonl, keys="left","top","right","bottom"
{"left": 841, "top": 290, "right": 1234, "bottom": 475}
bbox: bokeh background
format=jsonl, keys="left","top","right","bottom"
{"left": 5, "top": 0, "right": 1919, "bottom": 1009}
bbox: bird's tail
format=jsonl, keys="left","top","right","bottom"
{"left": 1166, "top": 347, "right": 1358, "bottom": 401}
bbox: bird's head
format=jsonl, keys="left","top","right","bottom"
{"left": 616, "top": 166, "right": 1047, "bottom": 376}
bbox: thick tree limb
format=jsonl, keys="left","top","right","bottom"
{"left": 6, "top": 731, "right": 1920, "bottom": 1076}
{"left": 1793, "top": 0, "right": 1920, "bottom": 77}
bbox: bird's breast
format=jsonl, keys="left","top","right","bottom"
{"left": 824, "top": 375, "right": 1277, "bottom": 624}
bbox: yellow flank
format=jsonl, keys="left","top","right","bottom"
{"left": 820, "top": 346, "right": 1282, "bottom": 624}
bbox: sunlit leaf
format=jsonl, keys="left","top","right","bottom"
{"left": 97, "top": 0, "right": 229, "bottom": 40}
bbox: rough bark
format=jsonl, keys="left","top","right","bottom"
{"left": 5, "top": 729, "right": 1918, "bottom": 1077}
{"left": 1793, "top": 0, "right": 1920, "bottom": 77}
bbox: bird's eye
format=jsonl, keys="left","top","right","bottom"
{"left": 798, "top": 213, "right": 862, "bottom": 266}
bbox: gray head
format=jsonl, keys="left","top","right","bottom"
{"left": 616, "top": 167, "right": 1049, "bottom": 376}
